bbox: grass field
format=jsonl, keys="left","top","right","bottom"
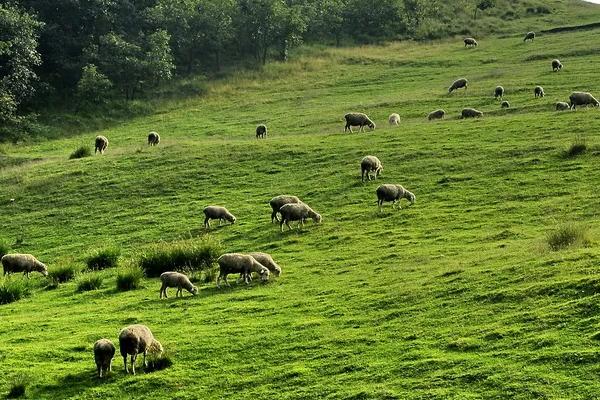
{"left": 2, "top": 4, "right": 600, "bottom": 399}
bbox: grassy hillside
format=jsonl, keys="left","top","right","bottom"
{"left": 2, "top": 5, "right": 600, "bottom": 399}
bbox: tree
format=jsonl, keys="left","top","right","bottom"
{"left": 474, "top": 0, "right": 495, "bottom": 20}
{"left": 76, "top": 64, "right": 113, "bottom": 104}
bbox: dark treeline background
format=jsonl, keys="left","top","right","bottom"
{"left": 1, "top": 0, "right": 554, "bottom": 140}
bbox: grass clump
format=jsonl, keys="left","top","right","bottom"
{"left": 48, "top": 264, "right": 80, "bottom": 283}
{"left": 7, "top": 374, "right": 28, "bottom": 398}
{"left": 0, "top": 277, "right": 31, "bottom": 305}
{"left": 116, "top": 266, "right": 144, "bottom": 291}
{"left": 76, "top": 273, "right": 103, "bottom": 292}
{"left": 546, "top": 223, "right": 591, "bottom": 251}
{"left": 564, "top": 135, "right": 587, "bottom": 157}
{"left": 69, "top": 146, "right": 92, "bottom": 159}
{"left": 145, "top": 352, "right": 173, "bottom": 373}
{"left": 86, "top": 247, "right": 121, "bottom": 270}
{"left": 138, "top": 237, "right": 222, "bottom": 278}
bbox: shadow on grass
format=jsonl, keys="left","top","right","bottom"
{"left": 35, "top": 369, "right": 116, "bottom": 399}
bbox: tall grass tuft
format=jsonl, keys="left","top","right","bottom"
{"left": 69, "top": 145, "right": 92, "bottom": 159}
{"left": 546, "top": 223, "right": 591, "bottom": 251}
{"left": 138, "top": 237, "right": 222, "bottom": 278}
{"left": 0, "top": 277, "right": 32, "bottom": 305}
{"left": 76, "top": 272, "right": 103, "bottom": 292}
{"left": 564, "top": 135, "right": 587, "bottom": 158}
{"left": 116, "top": 266, "right": 144, "bottom": 291}
{"left": 145, "top": 352, "right": 173, "bottom": 372}
{"left": 7, "top": 374, "right": 29, "bottom": 398}
{"left": 86, "top": 247, "right": 121, "bottom": 270}
{"left": 48, "top": 264, "right": 80, "bottom": 283}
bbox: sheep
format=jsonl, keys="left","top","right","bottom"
{"left": 94, "top": 339, "right": 116, "bottom": 378}
{"left": 344, "top": 113, "right": 376, "bottom": 133}
{"left": 552, "top": 59, "right": 563, "bottom": 72}
{"left": 376, "top": 184, "right": 415, "bottom": 210}
{"left": 494, "top": 86, "right": 504, "bottom": 99}
{"left": 428, "top": 109, "right": 445, "bottom": 120}
{"left": 119, "top": 324, "right": 163, "bottom": 375}
{"left": 159, "top": 271, "right": 198, "bottom": 298}
{"left": 95, "top": 135, "right": 108, "bottom": 154}
{"left": 147, "top": 131, "right": 160, "bottom": 146}
{"left": 388, "top": 113, "right": 400, "bottom": 126}
{"left": 569, "top": 91, "right": 600, "bottom": 109}
{"left": 534, "top": 86, "right": 544, "bottom": 98}
{"left": 448, "top": 78, "right": 468, "bottom": 93}
{"left": 556, "top": 101, "right": 570, "bottom": 111}
{"left": 216, "top": 253, "right": 270, "bottom": 288}
{"left": 524, "top": 31, "right": 535, "bottom": 42}
{"left": 1, "top": 253, "right": 48, "bottom": 278}
{"left": 464, "top": 37, "right": 478, "bottom": 47}
{"left": 269, "top": 195, "right": 301, "bottom": 223}
{"left": 501, "top": 100, "right": 510, "bottom": 108}
{"left": 461, "top": 108, "right": 483, "bottom": 119}
{"left": 361, "top": 155, "right": 383, "bottom": 182}
{"left": 203, "top": 206, "right": 236, "bottom": 228}
{"left": 247, "top": 252, "right": 282, "bottom": 277}
{"left": 279, "top": 203, "right": 322, "bottom": 232}
{"left": 256, "top": 124, "right": 267, "bottom": 139}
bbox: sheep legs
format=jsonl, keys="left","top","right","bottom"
{"left": 204, "top": 217, "right": 210, "bottom": 228}
{"left": 271, "top": 210, "right": 279, "bottom": 223}
{"left": 160, "top": 285, "right": 168, "bottom": 299}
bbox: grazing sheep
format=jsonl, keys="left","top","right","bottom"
{"left": 552, "top": 59, "right": 563, "bottom": 72}
{"left": 279, "top": 203, "right": 322, "bottom": 232}
{"left": 269, "top": 195, "right": 301, "bottom": 223}
{"left": 247, "top": 252, "right": 282, "bottom": 277}
{"left": 94, "top": 339, "right": 116, "bottom": 378}
{"left": 556, "top": 101, "right": 570, "bottom": 111}
{"left": 464, "top": 37, "right": 478, "bottom": 47}
{"left": 534, "top": 86, "right": 544, "bottom": 98}
{"left": 361, "top": 155, "right": 383, "bottom": 182}
{"left": 119, "top": 325, "right": 163, "bottom": 375}
{"left": 344, "top": 113, "right": 376, "bottom": 133}
{"left": 569, "top": 91, "right": 600, "bottom": 109}
{"left": 217, "top": 253, "right": 270, "bottom": 288}
{"left": 448, "top": 78, "right": 468, "bottom": 93}
{"left": 1, "top": 253, "right": 48, "bottom": 278}
{"left": 203, "top": 206, "right": 236, "bottom": 228}
{"left": 147, "top": 132, "right": 160, "bottom": 146}
{"left": 388, "top": 113, "right": 400, "bottom": 126}
{"left": 494, "top": 86, "right": 504, "bottom": 99}
{"left": 159, "top": 271, "right": 198, "bottom": 298}
{"left": 95, "top": 135, "right": 108, "bottom": 154}
{"left": 524, "top": 31, "right": 535, "bottom": 42}
{"left": 501, "top": 100, "right": 510, "bottom": 109}
{"left": 461, "top": 108, "right": 483, "bottom": 119}
{"left": 376, "top": 184, "right": 415, "bottom": 210}
{"left": 256, "top": 124, "right": 267, "bottom": 139}
{"left": 428, "top": 109, "right": 445, "bottom": 120}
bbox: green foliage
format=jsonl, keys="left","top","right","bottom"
{"left": 68, "top": 145, "right": 91, "bottom": 159}
{"left": 75, "top": 273, "right": 103, "bottom": 292}
{"left": 546, "top": 223, "right": 591, "bottom": 251}
{"left": 116, "top": 266, "right": 144, "bottom": 291}
{"left": 76, "top": 64, "right": 112, "bottom": 105}
{"left": 0, "top": 277, "right": 31, "bottom": 305}
{"left": 138, "top": 238, "right": 222, "bottom": 278}
{"left": 86, "top": 247, "right": 121, "bottom": 270}
{"left": 48, "top": 264, "right": 79, "bottom": 283}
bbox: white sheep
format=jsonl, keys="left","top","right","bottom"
{"left": 95, "top": 135, "right": 108, "bottom": 154}
{"left": 556, "top": 101, "right": 570, "bottom": 111}
{"left": 147, "top": 132, "right": 160, "bottom": 146}
{"left": 388, "top": 113, "right": 400, "bottom": 126}
{"left": 501, "top": 100, "right": 510, "bottom": 109}
{"left": 1, "top": 253, "right": 48, "bottom": 278}
{"left": 376, "top": 184, "right": 415, "bottom": 210}
{"left": 269, "top": 195, "right": 302, "bottom": 223}
{"left": 461, "top": 108, "right": 483, "bottom": 119}
{"left": 119, "top": 324, "right": 163, "bottom": 375}
{"left": 94, "top": 339, "right": 116, "bottom": 378}
{"left": 247, "top": 252, "right": 281, "bottom": 277}
{"left": 344, "top": 113, "right": 376, "bottom": 133}
{"left": 428, "top": 109, "right": 445, "bottom": 120}
{"left": 552, "top": 59, "right": 563, "bottom": 72}
{"left": 464, "top": 37, "right": 478, "bottom": 47}
{"left": 159, "top": 271, "right": 198, "bottom": 298}
{"left": 361, "top": 156, "right": 383, "bottom": 182}
{"left": 203, "top": 206, "right": 236, "bottom": 228}
{"left": 278, "top": 203, "right": 322, "bottom": 232}
{"left": 494, "top": 86, "right": 504, "bottom": 99}
{"left": 448, "top": 78, "right": 468, "bottom": 93}
{"left": 534, "top": 86, "right": 545, "bottom": 98}
{"left": 524, "top": 31, "right": 535, "bottom": 42}
{"left": 217, "top": 253, "right": 270, "bottom": 288}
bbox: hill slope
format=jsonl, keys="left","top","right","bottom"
{"left": 1, "top": 7, "right": 600, "bottom": 399}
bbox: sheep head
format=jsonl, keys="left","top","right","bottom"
{"left": 36, "top": 261, "right": 49, "bottom": 276}
{"left": 190, "top": 286, "right": 198, "bottom": 295}
{"left": 405, "top": 191, "right": 416, "bottom": 205}
{"left": 258, "top": 267, "right": 270, "bottom": 282}
{"left": 368, "top": 121, "right": 376, "bottom": 130}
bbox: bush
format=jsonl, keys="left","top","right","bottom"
{"left": 138, "top": 237, "right": 222, "bottom": 278}
{"left": 0, "top": 277, "right": 31, "bottom": 305}
{"left": 76, "top": 273, "right": 103, "bottom": 292}
{"left": 145, "top": 352, "right": 173, "bottom": 372}
{"left": 86, "top": 247, "right": 121, "bottom": 270}
{"left": 7, "top": 374, "right": 28, "bottom": 398}
{"left": 564, "top": 135, "right": 587, "bottom": 158}
{"left": 48, "top": 264, "right": 80, "bottom": 284}
{"left": 69, "top": 146, "right": 92, "bottom": 159}
{"left": 546, "top": 223, "right": 591, "bottom": 251}
{"left": 76, "top": 64, "right": 113, "bottom": 105}
{"left": 116, "top": 266, "right": 144, "bottom": 291}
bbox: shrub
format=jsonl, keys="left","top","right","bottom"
{"left": 546, "top": 223, "right": 591, "bottom": 251}
{"left": 48, "top": 264, "right": 80, "bottom": 283}
{"left": 69, "top": 146, "right": 92, "bottom": 160}
{"left": 86, "top": 247, "right": 121, "bottom": 270}
{"left": 7, "top": 374, "right": 28, "bottom": 398}
{"left": 76, "top": 64, "right": 113, "bottom": 105}
{"left": 116, "top": 266, "right": 144, "bottom": 291}
{"left": 138, "top": 237, "right": 222, "bottom": 278}
{"left": 145, "top": 352, "right": 173, "bottom": 372}
{"left": 76, "top": 273, "right": 103, "bottom": 292}
{"left": 0, "top": 277, "right": 31, "bottom": 305}
{"left": 564, "top": 135, "right": 587, "bottom": 158}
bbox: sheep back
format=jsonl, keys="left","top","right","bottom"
{"left": 556, "top": 101, "right": 570, "bottom": 111}
{"left": 203, "top": 206, "right": 236, "bottom": 223}
{"left": 569, "top": 92, "right": 599, "bottom": 108}
{"left": 448, "top": 78, "right": 468, "bottom": 93}
{"left": 344, "top": 113, "right": 376, "bottom": 132}
{"left": 428, "top": 109, "right": 445, "bottom": 120}
{"left": 256, "top": 124, "right": 267, "bottom": 138}
{"left": 119, "top": 325, "right": 162, "bottom": 358}
{"left": 534, "top": 86, "right": 544, "bottom": 97}
{"left": 524, "top": 31, "right": 535, "bottom": 41}
{"left": 247, "top": 252, "right": 281, "bottom": 276}
{"left": 147, "top": 132, "right": 160, "bottom": 146}
{"left": 501, "top": 101, "right": 510, "bottom": 108}
{"left": 94, "top": 339, "right": 116, "bottom": 377}
{"left": 1, "top": 253, "right": 48, "bottom": 276}
{"left": 388, "top": 113, "right": 400, "bottom": 125}
{"left": 494, "top": 86, "right": 504, "bottom": 98}
{"left": 552, "top": 59, "right": 562, "bottom": 71}
{"left": 95, "top": 135, "right": 108, "bottom": 154}
{"left": 461, "top": 108, "right": 483, "bottom": 119}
